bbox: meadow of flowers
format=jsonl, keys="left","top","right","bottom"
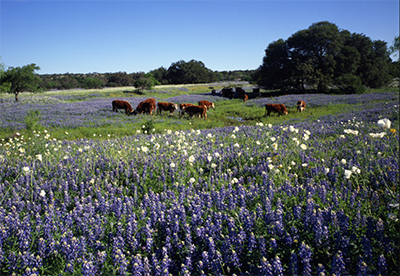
{"left": 0, "top": 90, "right": 399, "bottom": 275}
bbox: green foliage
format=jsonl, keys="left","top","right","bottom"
{"left": 254, "top": 21, "right": 391, "bottom": 92}
{"left": 24, "top": 110, "right": 42, "bottom": 132}
{"left": 166, "top": 59, "right": 216, "bottom": 84}
{"left": 84, "top": 77, "right": 105, "bottom": 89}
{"left": 389, "top": 36, "right": 399, "bottom": 58}
{"left": 1, "top": 63, "right": 41, "bottom": 101}
{"left": 140, "top": 119, "right": 155, "bottom": 134}
{"left": 134, "top": 73, "right": 160, "bottom": 91}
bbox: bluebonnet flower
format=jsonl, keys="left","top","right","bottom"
{"left": 299, "top": 241, "right": 312, "bottom": 276}
{"left": 376, "top": 254, "right": 387, "bottom": 276}
{"left": 331, "top": 250, "right": 346, "bottom": 275}
{"left": 289, "top": 252, "right": 298, "bottom": 276}
{"left": 248, "top": 232, "right": 257, "bottom": 252}
{"left": 356, "top": 256, "right": 368, "bottom": 276}
{"left": 160, "top": 247, "right": 171, "bottom": 276}
{"left": 272, "top": 256, "right": 284, "bottom": 276}
{"left": 316, "top": 263, "right": 326, "bottom": 275}
{"left": 270, "top": 238, "right": 278, "bottom": 250}
{"left": 81, "top": 258, "right": 97, "bottom": 276}
{"left": 259, "top": 257, "right": 273, "bottom": 275}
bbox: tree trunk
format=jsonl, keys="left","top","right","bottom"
{"left": 14, "top": 92, "right": 19, "bottom": 102}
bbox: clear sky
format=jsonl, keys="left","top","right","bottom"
{"left": 1, "top": 0, "right": 398, "bottom": 74}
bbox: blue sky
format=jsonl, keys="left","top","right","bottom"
{"left": 1, "top": 0, "right": 398, "bottom": 74}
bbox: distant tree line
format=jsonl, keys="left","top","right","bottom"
{"left": 252, "top": 21, "right": 399, "bottom": 93}
{"left": 37, "top": 60, "right": 254, "bottom": 91}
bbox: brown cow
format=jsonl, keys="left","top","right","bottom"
{"left": 198, "top": 100, "right": 215, "bottom": 110}
{"left": 221, "top": 88, "right": 234, "bottom": 99}
{"left": 265, "top": 104, "right": 288, "bottom": 117}
{"left": 179, "top": 103, "right": 197, "bottom": 116}
{"left": 243, "top": 94, "right": 248, "bottom": 102}
{"left": 297, "top": 100, "right": 306, "bottom": 113}
{"left": 133, "top": 98, "right": 156, "bottom": 115}
{"left": 112, "top": 100, "right": 134, "bottom": 114}
{"left": 157, "top": 102, "right": 178, "bottom": 115}
{"left": 181, "top": 105, "right": 207, "bottom": 119}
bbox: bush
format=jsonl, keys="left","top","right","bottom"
{"left": 24, "top": 110, "right": 42, "bottom": 131}
{"left": 340, "top": 84, "right": 366, "bottom": 94}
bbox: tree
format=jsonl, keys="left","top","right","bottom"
{"left": 253, "top": 21, "right": 391, "bottom": 91}
{"left": 149, "top": 67, "right": 169, "bottom": 84}
{"left": 0, "top": 57, "right": 11, "bottom": 92}
{"left": 107, "top": 71, "right": 133, "bottom": 87}
{"left": 253, "top": 39, "right": 292, "bottom": 90}
{"left": 1, "top": 63, "right": 41, "bottom": 101}
{"left": 134, "top": 73, "right": 160, "bottom": 91}
{"left": 389, "top": 36, "right": 399, "bottom": 58}
{"left": 84, "top": 77, "right": 105, "bottom": 89}
{"left": 167, "top": 60, "right": 215, "bottom": 84}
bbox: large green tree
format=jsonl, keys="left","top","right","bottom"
{"left": 167, "top": 60, "right": 215, "bottom": 84}
{"left": 254, "top": 21, "right": 391, "bottom": 92}
{"left": 1, "top": 63, "right": 41, "bottom": 101}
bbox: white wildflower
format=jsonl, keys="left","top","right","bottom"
{"left": 300, "top": 144, "right": 307, "bottom": 150}
{"left": 377, "top": 118, "right": 391, "bottom": 129}
{"left": 35, "top": 153, "right": 42, "bottom": 161}
{"left": 344, "top": 169, "right": 352, "bottom": 179}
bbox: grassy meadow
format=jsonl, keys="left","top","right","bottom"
{"left": 0, "top": 83, "right": 399, "bottom": 275}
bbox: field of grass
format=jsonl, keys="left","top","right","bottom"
{"left": 0, "top": 83, "right": 399, "bottom": 275}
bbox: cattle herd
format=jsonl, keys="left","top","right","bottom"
{"left": 111, "top": 89, "right": 306, "bottom": 120}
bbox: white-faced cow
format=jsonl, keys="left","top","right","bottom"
{"left": 297, "top": 100, "right": 306, "bottom": 113}
{"left": 198, "top": 100, "right": 215, "bottom": 110}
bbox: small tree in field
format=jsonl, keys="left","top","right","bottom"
{"left": 134, "top": 73, "right": 160, "bottom": 91}
{"left": 1, "top": 63, "right": 41, "bottom": 101}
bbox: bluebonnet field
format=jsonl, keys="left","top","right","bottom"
{"left": 0, "top": 90, "right": 399, "bottom": 275}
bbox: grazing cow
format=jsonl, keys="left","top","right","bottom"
{"left": 221, "top": 88, "right": 234, "bottom": 99}
{"left": 157, "top": 102, "right": 178, "bottom": 115}
{"left": 179, "top": 103, "right": 197, "bottom": 116}
{"left": 211, "top": 89, "right": 216, "bottom": 95}
{"left": 236, "top": 87, "right": 246, "bottom": 98}
{"left": 198, "top": 100, "right": 215, "bottom": 110}
{"left": 181, "top": 105, "right": 207, "bottom": 119}
{"left": 297, "top": 100, "right": 306, "bottom": 113}
{"left": 243, "top": 94, "right": 248, "bottom": 102}
{"left": 112, "top": 100, "right": 134, "bottom": 115}
{"left": 133, "top": 98, "right": 156, "bottom": 115}
{"left": 265, "top": 104, "right": 288, "bottom": 117}
{"left": 253, "top": 88, "right": 261, "bottom": 97}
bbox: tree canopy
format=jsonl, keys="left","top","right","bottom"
{"left": 1, "top": 63, "right": 41, "bottom": 101}
{"left": 253, "top": 21, "right": 391, "bottom": 92}
{"left": 166, "top": 60, "right": 216, "bottom": 84}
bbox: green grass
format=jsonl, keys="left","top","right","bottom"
{"left": 1, "top": 84, "right": 397, "bottom": 141}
